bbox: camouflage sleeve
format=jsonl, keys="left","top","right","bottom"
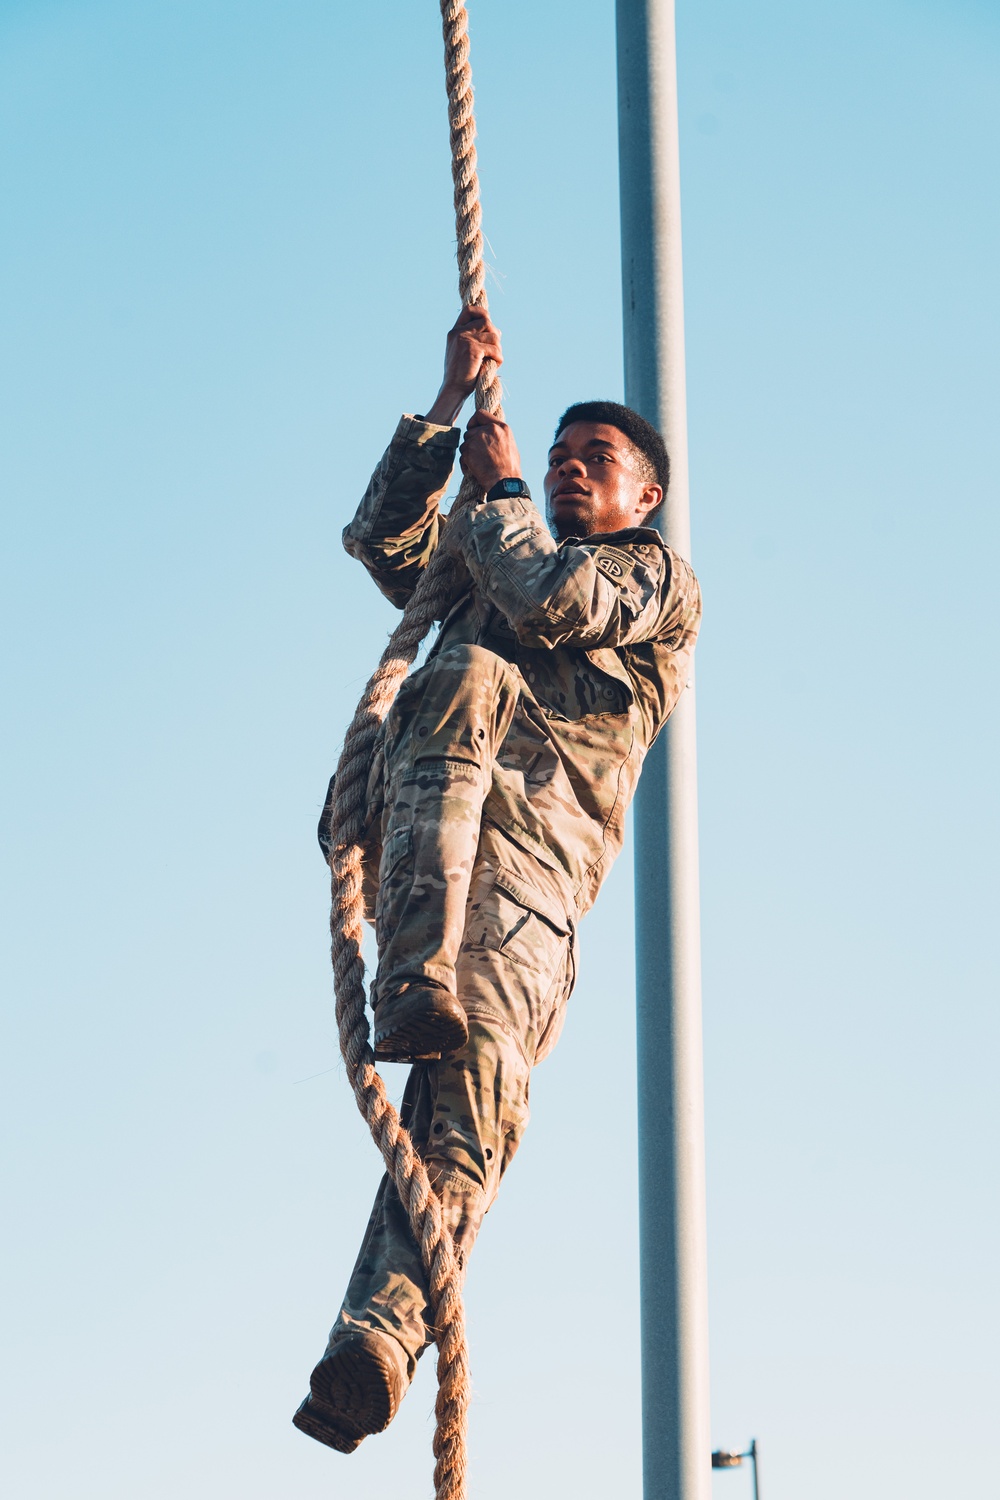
{"left": 444, "top": 493, "right": 702, "bottom": 649}
{"left": 342, "top": 415, "right": 461, "bottom": 608}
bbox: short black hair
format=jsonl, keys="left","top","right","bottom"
{"left": 553, "top": 400, "right": 670, "bottom": 493}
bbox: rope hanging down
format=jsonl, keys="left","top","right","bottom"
{"left": 325, "top": 5, "right": 498, "bottom": 1496}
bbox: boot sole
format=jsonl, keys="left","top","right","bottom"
{"left": 373, "top": 989, "right": 469, "bottom": 1064}
{"left": 292, "top": 1336, "right": 401, "bottom": 1454}
{"left": 291, "top": 1393, "right": 362, "bottom": 1454}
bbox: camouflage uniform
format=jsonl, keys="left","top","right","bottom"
{"left": 325, "top": 415, "right": 701, "bottom": 1379}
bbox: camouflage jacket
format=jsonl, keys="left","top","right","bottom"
{"left": 344, "top": 415, "right": 702, "bottom": 916}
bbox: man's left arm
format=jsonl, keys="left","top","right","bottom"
{"left": 446, "top": 490, "right": 702, "bottom": 651}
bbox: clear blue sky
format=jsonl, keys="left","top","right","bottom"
{"left": 2, "top": 2, "right": 998, "bottom": 1497}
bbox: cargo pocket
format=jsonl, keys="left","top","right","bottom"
{"left": 468, "top": 866, "right": 572, "bottom": 980}
{"left": 318, "top": 727, "right": 386, "bottom": 870}
{"left": 374, "top": 824, "right": 413, "bottom": 939}
{"left": 360, "top": 735, "right": 387, "bottom": 921}
{"left": 316, "top": 773, "right": 336, "bottom": 862}
{"left": 534, "top": 936, "right": 577, "bottom": 1065}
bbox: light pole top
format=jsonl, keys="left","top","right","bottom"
{"left": 711, "top": 1450, "right": 744, "bottom": 1469}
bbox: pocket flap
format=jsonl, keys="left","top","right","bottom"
{"left": 493, "top": 867, "right": 572, "bottom": 936}
{"left": 381, "top": 824, "right": 412, "bottom": 880}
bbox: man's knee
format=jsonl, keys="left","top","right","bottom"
{"left": 421, "top": 1019, "right": 531, "bottom": 1198}
{"left": 396, "top": 645, "right": 519, "bottom": 766}
{"left": 423, "top": 1160, "right": 489, "bottom": 1260}
{"left": 428, "top": 642, "right": 514, "bottom": 685}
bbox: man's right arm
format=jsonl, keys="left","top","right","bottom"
{"left": 342, "top": 417, "right": 459, "bottom": 608}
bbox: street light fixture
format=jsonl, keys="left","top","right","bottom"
{"left": 711, "top": 1439, "right": 761, "bottom": 1500}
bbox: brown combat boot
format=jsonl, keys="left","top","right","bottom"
{"left": 292, "top": 1329, "right": 409, "bottom": 1454}
{"left": 372, "top": 983, "right": 468, "bottom": 1063}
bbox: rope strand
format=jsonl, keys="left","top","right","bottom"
{"left": 324, "top": 5, "right": 497, "bottom": 1494}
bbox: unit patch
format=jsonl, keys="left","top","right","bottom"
{"left": 593, "top": 546, "right": 636, "bottom": 583}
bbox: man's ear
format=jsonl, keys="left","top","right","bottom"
{"left": 637, "top": 482, "right": 663, "bottom": 518}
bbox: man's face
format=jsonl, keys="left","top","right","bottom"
{"left": 543, "top": 421, "right": 662, "bottom": 540}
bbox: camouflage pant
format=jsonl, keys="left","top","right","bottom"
{"left": 328, "top": 645, "right": 577, "bottom": 1374}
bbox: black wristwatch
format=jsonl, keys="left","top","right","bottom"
{"left": 485, "top": 477, "right": 532, "bottom": 503}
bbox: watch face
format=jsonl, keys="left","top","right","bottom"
{"left": 487, "top": 477, "right": 529, "bottom": 502}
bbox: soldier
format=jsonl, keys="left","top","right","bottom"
{"left": 294, "top": 306, "right": 702, "bottom": 1453}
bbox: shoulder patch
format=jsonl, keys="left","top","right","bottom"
{"left": 593, "top": 545, "right": 637, "bottom": 583}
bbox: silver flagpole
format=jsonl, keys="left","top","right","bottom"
{"left": 615, "top": 4, "right": 711, "bottom": 1499}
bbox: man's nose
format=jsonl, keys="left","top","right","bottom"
{"left": 557, "top": 455, "right": 586, "bottom": 476}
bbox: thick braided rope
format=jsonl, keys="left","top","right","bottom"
{"left": 325, "top": 5, "right": 501, "bottom": 1497}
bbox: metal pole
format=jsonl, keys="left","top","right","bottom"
{"left": 615, "top": 4, "right": 711, "bottom": 1500}
{"left": 750, "top": 1440, "right": 760, "bottom": 1500}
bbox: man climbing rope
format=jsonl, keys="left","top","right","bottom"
{"left": 293, "top": 304, "right": 702, "bottom": 1454}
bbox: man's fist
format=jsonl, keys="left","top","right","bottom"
{"left": 425, "top": 306, "right": 503, "bottom": 428}
{"left": 459, "top": 410, "right": 522, "bottom": 493}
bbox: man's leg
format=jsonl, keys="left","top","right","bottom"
{"left": 293, "top": 825, "right": 576, "bottom": 1452}
{"left": 371, "top": 643, "right": 519, "bottom": 1062}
